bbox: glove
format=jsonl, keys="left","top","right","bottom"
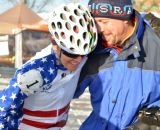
{"left": 124, "top": 107, "right": 160, "bottom": 130}
{"left": 144, "top": 12, "right": 160, "bottom": 38}
{"left": 124, "top": 121, "right": 159, "bottom": 130}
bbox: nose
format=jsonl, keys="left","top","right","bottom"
{"left": 96, "top": 22, "right": 104, "bottom": 33}
{"left": 74, "top": 56, "right": 84, "bottom": 62}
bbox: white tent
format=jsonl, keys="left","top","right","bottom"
{"left": 0, "top": 3, "right": 43, "bottom": 68}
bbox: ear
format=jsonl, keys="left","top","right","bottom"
{"left": 50, "top": 36, "right": 54, "bottom": 41}
{"left": 123, "top": 20, "right": 129, "bottom": 24}
{"left": 124, "top": 20, "right": 133, "bottom": 27}
{"left": 52, "top": 44, "right": 59, "bottom": 52}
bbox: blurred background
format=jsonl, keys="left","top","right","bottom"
{"left": 0, "top": 0, "right": 159, "bottom": 16}
{"left": 0, "top": 1, "right": 159, "bottom": 130}
{"left": 0, "top": 0, "right": 159, "bottom": 69}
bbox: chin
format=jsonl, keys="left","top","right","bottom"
{"left": 67, "top": 64, "right": 79, "bottom": 71}
{"left": 107, "top": 42, "right": 113, "bottom": 45}
{"left": 67, "top": 67, "right": 76, "bottom": 72}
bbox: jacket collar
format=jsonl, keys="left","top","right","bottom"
{"left": 117, "top": 10, "right": 145, "bottom": 60}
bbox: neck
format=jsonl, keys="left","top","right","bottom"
{"left": 119, "top": 21, "right": 135, "bottom": 48}
{"left": 52, "top": 45, "right": 61, "bottom": 64}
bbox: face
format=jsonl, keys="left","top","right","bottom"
{"left": 59, "top": 50, "right": 84, "bottom": 72}
{"left": 95, "top": 17, "right": 129, "bottom": 46}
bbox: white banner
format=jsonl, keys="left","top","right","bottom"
{"left": 0, "top": 35, "right": 8, "bottom": 41}
{"left": 0, "top": 35, "right": 9, "bottom": 56}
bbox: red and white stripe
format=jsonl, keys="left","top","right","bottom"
{"left": 19, "top": 104, "right": 70, "bottom": 130}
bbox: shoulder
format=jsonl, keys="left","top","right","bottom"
{"left": 17, "top": 69, "right": 43, "bottom": 95}
{"left": 16, "top": 51, "right": 57, "bottom": 95}
{"left": 144, "top": 12, "right": 160, "bottom": 38}
{"left": 142, "top": 24, "right": 160, "bottom": 49}
{"left": 31, "top": 44, "right": 52, "bottom": 60}
{"left": 137, "top": 23, "right": 160, "bottom": 71}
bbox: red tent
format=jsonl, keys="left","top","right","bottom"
{"left": 18, "top": 20, "right": 48, "bottom": 32}
{"left": 0, "top": 3, "right": 48, "bottom": 34}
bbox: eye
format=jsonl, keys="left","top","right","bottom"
{"left": 103, "top": 21, "right": 108, "bottom": 24}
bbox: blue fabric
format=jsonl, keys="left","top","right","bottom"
{"left": 75, "top": 14, "right": 160, "bottom": 130}
{"left": 0, "top": 50, "right": 66, "bottom": 130}
{"left": 78, "top": 63, "right": 160, "bottom": 130}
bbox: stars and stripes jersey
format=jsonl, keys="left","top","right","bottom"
{"left": 0, "top": 45, "right": 87, "bottom": 130}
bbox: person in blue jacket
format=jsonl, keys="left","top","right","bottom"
{"left": 75, "top": 0, "right": 160, "bottom": 130}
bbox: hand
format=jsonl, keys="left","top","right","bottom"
{"left": 124, "top": 121, "right": 156, "bottom": 130}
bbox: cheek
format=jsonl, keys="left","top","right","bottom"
{"left": 114, "top": 22, "right": 125, "bottom": 34}
{"left": 104, "top": 24, "right": 114, "bottom": 33}
{"left": 60, "top": 56, "right": 65, "bottom": 65}
{"left": 60, "top": 55, "right": 71, "bottom": 65}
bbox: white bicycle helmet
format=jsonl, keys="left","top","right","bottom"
{"left": 48, "top": 3, "right": 97, "bottom": 55}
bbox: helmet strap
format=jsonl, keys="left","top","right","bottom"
{"left": 57, "top": 49, "right": 62, "bottom": 65}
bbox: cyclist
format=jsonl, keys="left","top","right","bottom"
{"left": 0, "top": 3, "right": 97, "bottom": 130}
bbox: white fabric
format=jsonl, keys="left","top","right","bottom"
{"left": 17, "top": 69, "right": 43, "bottom": 95}
{"left": 48, "top": 3, "right": 97, "bottom": 55}
{"left": 19, "top": 45, "right": 87, "bottom": 130}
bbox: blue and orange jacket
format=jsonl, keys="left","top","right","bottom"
{"left": 75, "top": 11, "right": 160, "bottom": 130}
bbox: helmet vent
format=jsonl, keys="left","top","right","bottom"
{"left": 60, "top": 41, "right": 66, "bottom": 47}
{"left": 77, "top": 39, "right": 81, "bottom": 47}
{"left": 79, "top": 19, "right": 85, "bottom": 27}
{"left": 70, "top": 47, "right": 74, "bottom": 51}
{"left": 83, "top": 32, "right": 88, "bottom": 40}
{"left": 73, "top": 26, "right": 79, "bottom": 33}
{"left": 54, "top": 32, "right": 59, "bottom": 40}
{"left": 60, "top": 32, "right": 66, "bottom": 39}
{"left": 87, "top": 24, "right": 91, "bottom": 32}
{"left": 83, "top": 14, "right": 88, "bottom": 22}
{"left": 65, "top": 22, "right": 71, "bottom": 30}
{"left": 74, "top": 9, "right": 80, "bottom": 16}
{"left": 69, "top": 15, "right": 76, "bottom": 23}
{"left": 94, "top": 33, "right": 97, "bottom": 42}
{"left": 51, "top": 22, "right": 56, "bottom": 29}
{"left": 57, "top": 22, "right": 62, "bottom": 29}
{"left": 84, "top": 44, "right": 88, "bottom": 51}
{"left": 60, "top": 13, "right": 67, "bottom": 20}
{"left": 90, "top": 19, "right": 94, "bottom": 27}
{"left": 89, "top": 37, "right": 93, "bottom": 46}
{"left": 78, "top": 5, "right": 84, "bottom": 11}
{"left": 64, "top": 6, "right": 70, "bottom": 12}
{"left": 86, "top": 11, "right": 91, "bottom": 17}
{"left": 70, "top": 35, "right": 75, "bottom": 44}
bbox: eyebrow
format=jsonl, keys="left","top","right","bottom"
{"left": 95, "top": 18, "right": 109, "bottom": 22}
{"left": 96, "top": 19, "right": 109, "bottom": 23}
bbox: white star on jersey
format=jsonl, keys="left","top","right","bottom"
{"left": 10, "top": 93, "right": 17, "bottom": 100}
{"left": 48, "top": 68, "right": 54, "bottom": 74}
{"left": 0, "top": 95, "right": 6, "bottom": 102}
{"left": 41, "top": 58, "right": 47, "bottom": 63}
{"left": 0, "top": 123, "right": 4, "bottom": 129}
{"left": 0, "top": 107, "right": 4, "bottom": 112}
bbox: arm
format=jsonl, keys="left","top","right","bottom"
{"left": 124, "top": 107, "right": 160, "bottom": 130}
{"left": 0, "top": 63, "right": 43, "bottom": 129}
{"left": 0, "top": 72, "right": 27, "bottom": 130}
{"left": 74, "top": 76, "right": 92, "bottom": 98}
{"left": 74, "top": 47, "right": 106, "bottom": 98}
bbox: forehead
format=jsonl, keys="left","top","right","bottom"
{"left": 94, "top": 17, "right": 111, "bottom": 22}
{"left": 94, "top": 17, "right": 125, "bottom": 25}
